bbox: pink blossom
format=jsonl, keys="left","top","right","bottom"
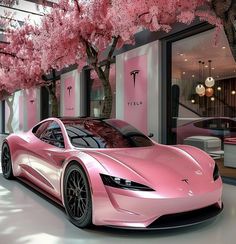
{"left": 0, "top": 0, "right": 222, "bottom": 97}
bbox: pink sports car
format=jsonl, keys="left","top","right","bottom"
{"left": 1, "top": 117, "right": 223, "bottom": 229}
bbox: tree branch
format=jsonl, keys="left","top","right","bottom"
{"left": 107, "top": 36, "right": 119, "bottom": 62}
{"left": 74, "top": 0, "right": 80, "bottom": 12}
{"left": 0, "top": 50, "right": 25, "bottom": 61}
{"left": 85, "top": 41, "right": 98, "bottom": 67}
{"left": 138, "top": 11, "right": 149, "bottom": 19}
{"left": 104, "top": 36, "right": 119, "bottom": 79}
{"left": 211, "top": 0, "right": 236, "bottom": 61}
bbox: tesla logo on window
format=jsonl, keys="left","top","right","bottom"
{"left": 130, "top": 69, "right": 140, "bottom": 87}
{"left": 182, "top": 179, "right": 189, "bottom": 184}
{"left": 67, "top": 86, "right": 72, "bottom": 96}
{"left": 128, "top": 69, "right": 143, "bottom": 106}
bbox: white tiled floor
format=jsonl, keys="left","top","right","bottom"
{"left": 0, "top": 178, "right": 235, "bottom": 244}
{"left": 0, "top": 135, "right": 236, "bottom": 244}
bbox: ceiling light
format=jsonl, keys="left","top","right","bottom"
{"left": 232, "top": 90, "right": 236, "bottom": 95}
{"left": 182, "top": 71, "right": 186, "bottom": 75}
{"left": 191, "top": 99, "right": 195, "bottom": 104}
{"left": 184, "top": 58, "right": 188, "bottom": 62}
{"left": 205, "top": 60, "right": 215, "bottom": 87}
{"left": 205, "top": 77, "right": 215, "bottom": 87}
{"left": 210, "top": 97, "right": 215, "bottom": 101}
{"left": 192, "top": 74, "right": 195, "bottom": 78}
{"left": 212, "top": 67, "right": 215, "bottom": 70}
{"left": 180, "top": 53, "right": 184, "bottom": 56}
{"left": 205, "top": 87, "right": 214, "bottom": 97}
{"left": 205, "top": 65, "right": 208, "bottom": 68}
{"left": 217, "top": 86, "right": 221, "bottom": 91}
{"left": 196, "top": 84, "right": 205, "bottom": 95}
{"left": 222, "top": 46, "right": 226, "bottom": 49}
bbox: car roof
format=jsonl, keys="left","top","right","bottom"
{"left": 58, "top": 117, "right": 108, "bottom": 123}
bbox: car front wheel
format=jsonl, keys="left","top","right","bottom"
{"left": 63, "top": 163, "right": 92, "bottom": 228}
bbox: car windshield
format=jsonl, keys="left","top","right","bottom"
{"left": 62, "top": 119, "right": 154, "bottom": 148}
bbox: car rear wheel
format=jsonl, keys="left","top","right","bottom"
{"left": 63, "top": 163, "right": 92, "bottom": 228}
{"left": 1, "top": 142, "right": 14, "bottom": 180}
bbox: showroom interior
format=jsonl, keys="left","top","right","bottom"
{"left": 0, "top": 1, "right": 236, "bottom": 244}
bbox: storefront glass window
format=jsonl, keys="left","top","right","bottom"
{"left": 89, "top": 64, "right": 116, "bottom": 118}
{"left": 171, "top": 28, "right": 236, "bottom": 178}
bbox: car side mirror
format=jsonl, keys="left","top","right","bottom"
{"left": 148, "top": 133, "right": 154, "bottom": 138}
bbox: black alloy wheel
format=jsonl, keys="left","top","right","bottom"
{"left": 1, "top": 142, "right": 14, "bottom": 179}
{"left": 63, "top": 163, "right": 92, "bottom": 228}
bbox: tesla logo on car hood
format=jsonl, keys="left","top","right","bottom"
{"left": 182, "top": 179, "right": 189, "bottom": 184}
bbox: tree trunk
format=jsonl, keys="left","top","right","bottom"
{"left": 6, "top": 94, "right": 14, "bottom": 133}
{"left": 46, "top": 81, "right": 59, "bottom": 117}
{"left": 101, "top": 79, "right": 113, "bottom": 118}
{"left": 50, "top": 92, "right": 59, "bottom": 117}
{"left": 85, "top": 37, "right": 119, "bottom": 119}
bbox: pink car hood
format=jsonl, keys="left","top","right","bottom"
{"left": 86, "top": 144, "right": 215, "bottom": 195}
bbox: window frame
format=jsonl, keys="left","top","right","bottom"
{"left": 32, "top": 120, "right": 65, "bottom": 148}
{"left": 161, "top": 22, "right": 214, "bottom": 145}
{"left": 84, "top": 59, "right": 116, "bottom": 118}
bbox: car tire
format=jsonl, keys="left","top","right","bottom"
{"left": 1, "top": 142, "right": 14, "bottom": 180}
{"left": 63, "top": 163, "right": 92, "bottom": 228}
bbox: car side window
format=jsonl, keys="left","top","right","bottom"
{"left": 194, "top": 120, "right": 205, "bottom": 129}
{"left": 33, "top": 121, "right": 65, "bottom": 148}
{"left": 32, "top": 121, "right": 51, "bottom": 138}
{"left": 220, "top": 119, "right": 236, "bottom": 129}
{"left": 194, "top": 119, "right": 216, "bottom": 129}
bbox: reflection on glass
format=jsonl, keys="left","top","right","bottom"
{"left": 171, "top": 28, "right": 236, "bottom": 146}
{"left": 89, "top": 64, "right": 116, "bottom": 118}
{"left": 63, "top": 119, "right": 154, "bottom": 148}
{"left": 171, "top": 28, "right": 236, "bottom": 179}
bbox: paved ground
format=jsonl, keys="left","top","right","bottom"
{"left": 0, "top": 177, "right": 235, "bottom": 244}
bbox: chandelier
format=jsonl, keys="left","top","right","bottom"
{"left": 195, "top": 60, "right": 215, "bottom": 97}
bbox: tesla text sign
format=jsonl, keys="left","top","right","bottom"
{"left": 124, "top": 55, "right": 147, "bottom": 134}
{"left": 64, "top": 75, "right": 75, "bottom": 116}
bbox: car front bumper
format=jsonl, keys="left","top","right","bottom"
{"left": 92, "top": 178, "right": 223, "bottom": 228}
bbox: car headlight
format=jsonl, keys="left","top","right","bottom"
{"left": 100, "top": 174, "right": 155, "bottom": 191}
{"left": 213, "top": 163, "right": 220, "bottom": 181}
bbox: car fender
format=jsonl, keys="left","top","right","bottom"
{"left": 60, "top": 151, "right": 109, "bottom": 205}
{"left": 174, "top": 144, "right": 216, "bottom": 175}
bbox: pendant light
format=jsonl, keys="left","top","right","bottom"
{"left": 205, "top": 87, "right": 214, "bottom": 97}
{"left": 205, "top": 60, "right": 215, "bottom": 87}
{"left": 196, "top": 84, "right": 205, "bottom": 95}
{"left": 195, "top": 61, "right": 205, "bottom": 96}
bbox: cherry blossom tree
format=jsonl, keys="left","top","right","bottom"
{"left": 210, "top": 0, "right": 236, "bottom": 61}
{"left": 0, "top": 23, "right": 43, "bottom": 91}
{"left": 28, "top": 0, "right": 223, "bottom": 118}
{"left": 1, "top": 0, "right": 234, "bottom": 118}
{"left": 0, "top": 22, "right": 44, "bottom": 132}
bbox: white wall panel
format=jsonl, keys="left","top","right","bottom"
{"left": 116, "top": 40, "right": 162, "bottom": 142}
